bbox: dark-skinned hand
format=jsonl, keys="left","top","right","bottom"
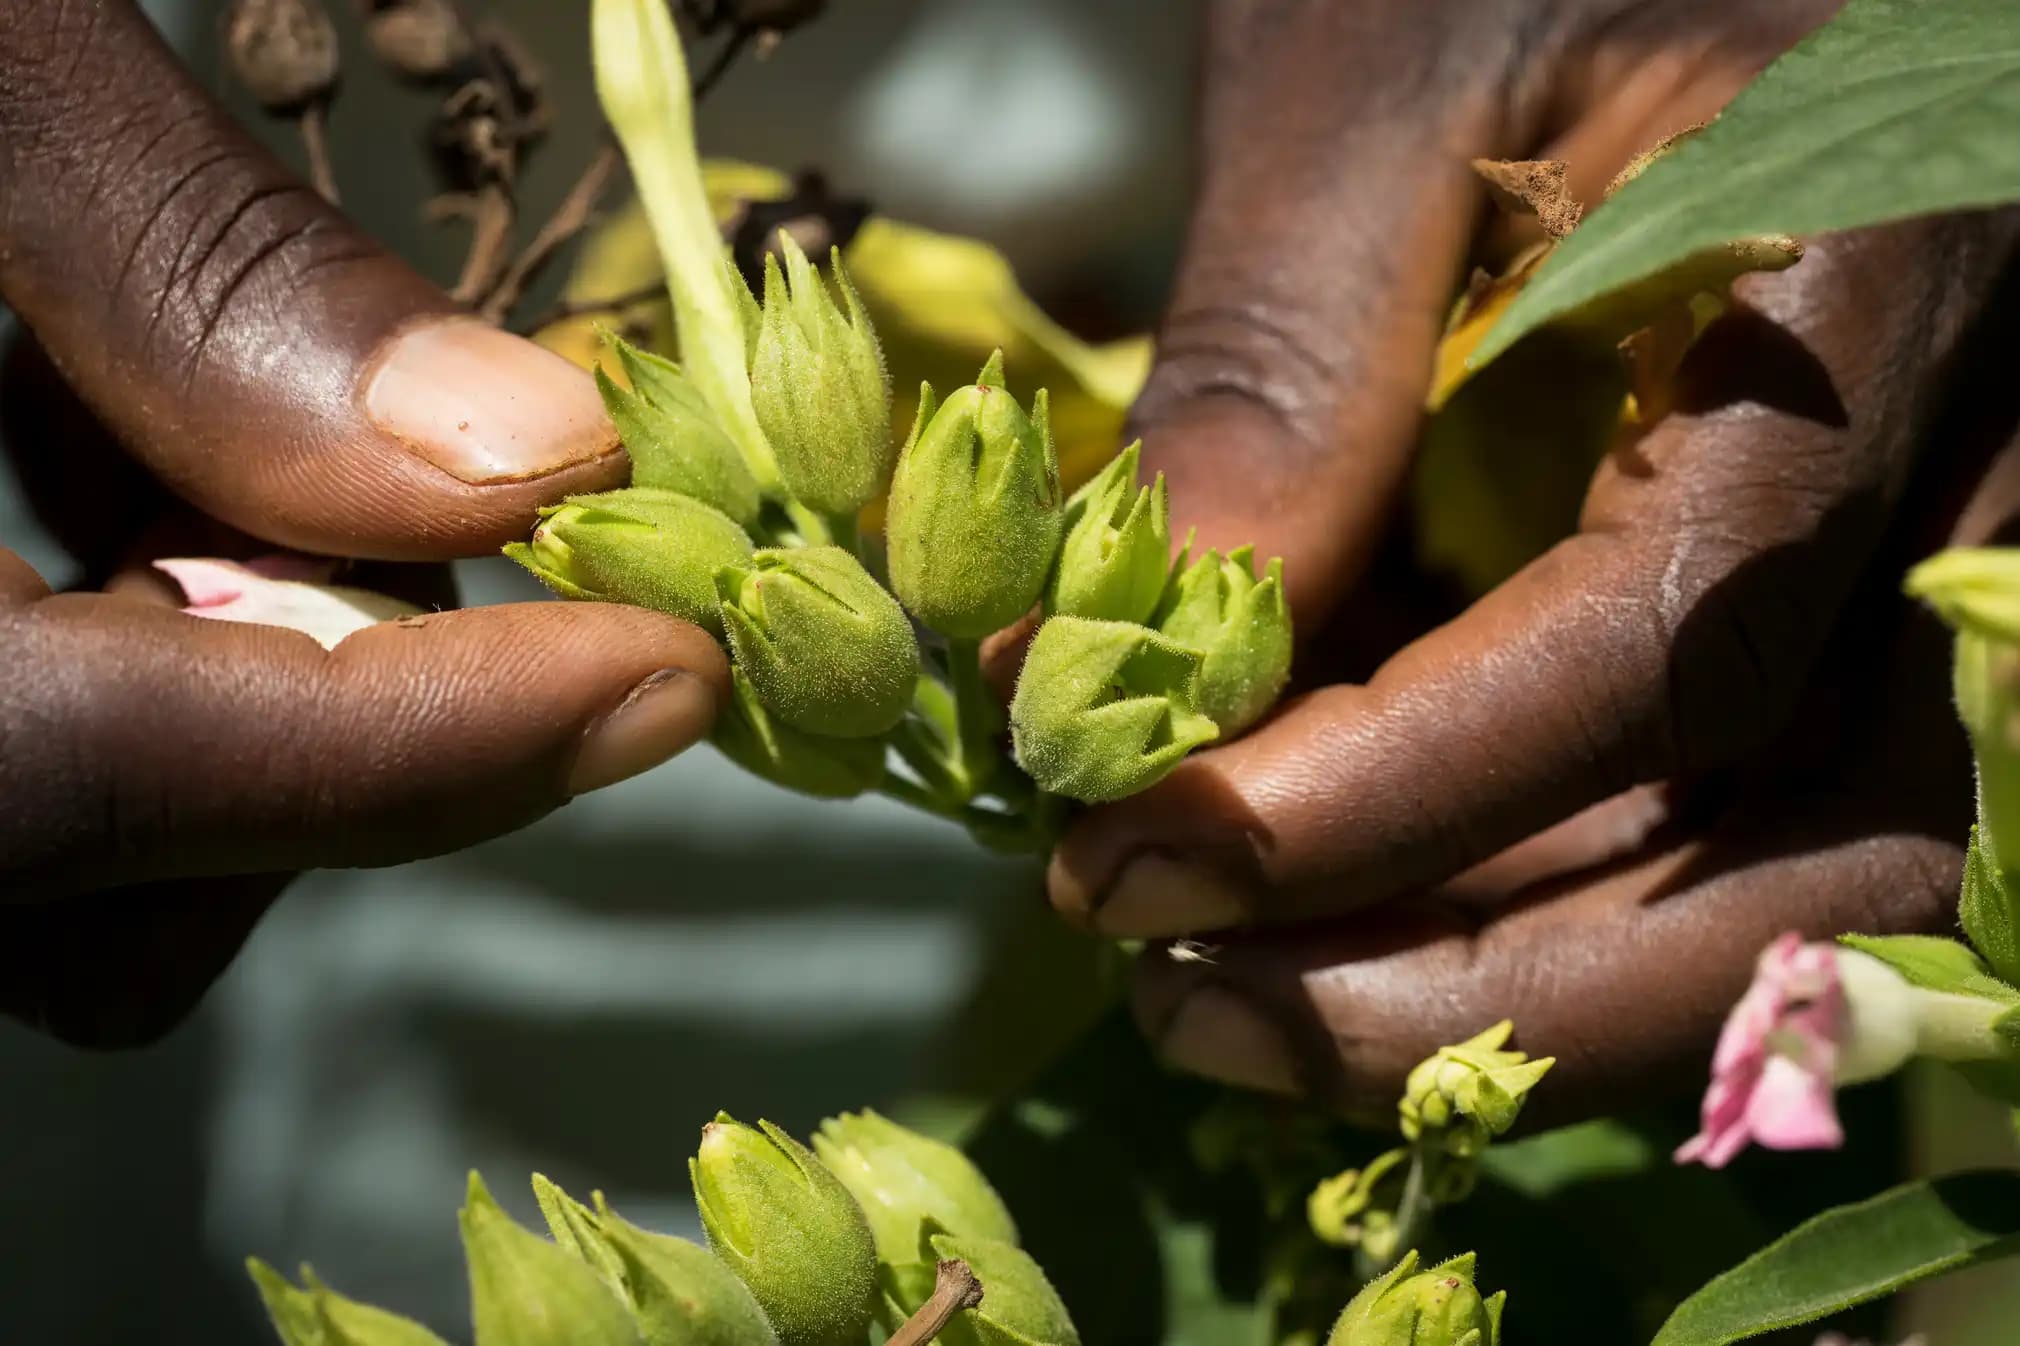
{"left": 1051, "top": 0, "right": 2020, "bottom": 1125}
{"left": 0, "top": 0, "right": 729, "bottom": 1047}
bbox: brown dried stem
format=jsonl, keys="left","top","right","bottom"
{"left": 480, "top": 137, "right": 623, "bottom": 323}
{"left": 298, "top": 101, "right": 338, "bottom": 204}
{"left": 449, "top": 183, "right": 515, "bottom": 302}
{"left": 885, "top": 1260, "right": 984, "bottom": 1346}
{"left": 519, "top": 277, "right": 667, "bottom": 334}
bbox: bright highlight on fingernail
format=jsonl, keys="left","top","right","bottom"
{"left": 364, "top": 319, "right": 619, "bottom": 483}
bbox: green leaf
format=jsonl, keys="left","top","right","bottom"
{"left": 1470, "top": 0, "right": 2020, "bottom": 371}
{"left": 1649, "top": 1171, "right": 2020, "bottom": 1346}
{"left": 1837, "top": 932, "right": 2020, "bottom": 1003}
{"left": 1961, "top": 826, "right": 2020, "bottom": 985}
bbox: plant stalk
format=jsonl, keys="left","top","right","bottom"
{"left": 886, "top": 1259, "right": 983, "bottom": 1346}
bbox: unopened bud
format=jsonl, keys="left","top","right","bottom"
{"left": 505, "top": 488, "right": 755, "bottom": 635}
{"left": 460, "top": 1173, "right": 641, "bottom": 1346}
{"left": 532, "top": 1174, "right": 781, "bottom": 1346}
{"left": 1154, "top": 544, "right": 1292, "bottom": 734}
{"left": 713, "top": 669, "right": 887, "bottom": 798}
{"left": 1398, "top": 1022, "right": 1554, "bottom": 1158}
{"left": 690, "top": 1115, "right": 878, "bottom": 1346}
{"left": 1010, "top": 616, "right": 1218, "bottom": 803}
{"left": 1306, "top": 1148, "right": 1407, "bottom": 1251}
{"left": 1048, "top": 442, "right": 1169, "bottom": 624}
{"left": 599, "top": 336, "right": 763, "bottom": 525}
{"left": 812, "top": 1110, "right": 1018, "bottom": 1264}
{"left": 886, "top": 357, "right": 1063, "bottom": 638}
{"left": 750, "top": 236, "right": 892, "bottom": 516}
{"left": 1325, "top": 1251, "right": 1504, "bottom": 1346}
{"left": 892, "top": 1232, "right": 1080, "bottom": 1346}
{"left": 249, "top": 1259, "right": 452, "bottom": 1346}
{"left": 716, "top": 546, "right": 919, "bottom": 737}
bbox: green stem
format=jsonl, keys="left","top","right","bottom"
{"left": 1353, "top": 1148, "right": 1430, "bottom": 1283}
{"left": 780, "top": 499, "right": 832, "bottom": 548}
{"left": 946, "top": 638, "right": 1000, "bottom": 799}
{"left": 826, "top": 510, "right": 859, "bottom": 556}
{"left": 890, "top": 717, "right": 963, "bottom": 803}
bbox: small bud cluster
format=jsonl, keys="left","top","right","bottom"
{"left": 510, "top": 228, "right": 1292, "bottom": 842}
{"left": 1309, "top": 1023, "right": 1552, "bottom": 1283}
{"left": 246, "top": 1111, "right": 1079, "bottom": 1346}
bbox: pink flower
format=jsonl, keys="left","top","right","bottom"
{"left": 1675, "top": 933, "right": 1847, "bottom": 1168}
{"left": 155, "top": 557, "right": 421, "bottom": 651}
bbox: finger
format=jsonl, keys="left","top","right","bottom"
{"left": 0, "top": 874, "right": 284, "bottom": 1048}
{"left": 1131, "top": 4, "right": 1544, "bottom": 622}
{"left": 1131, "top": 612, "right": 1972, "bottom": 1122}
{"left": 0, "top": 565, "right": 731, "bottom": 897}
{"left": 0, "top": 1, "right": 621, "bottom": 561}
{"left": 1056, "top": 213, "right": 2018, "bottom": 936}
{"left": 1133, "top": 814, "right": 1963, "bottom": 1124}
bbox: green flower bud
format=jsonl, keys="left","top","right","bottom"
{"left": 249, "top": 1259, "right": 453, "bottom": 1346}
{"left": 505, "top": 488, "right": 755, "bottom": 635}
{"left": 1906, "top": 547, "right": 2020, "bottom": 641}
{"left": 713, "top": 669, "right": 887, "bottom": 798}
{"left": 1397, "top": 1022, "right": 1554, "bottom": 1157}
{"left": 1910, "top": 548, "right": 2020, "bottom": 866}
{"left": 460, "top": 1172, "right": 641, "bottom": 1346}
{"left": 1153, "top": 543, "right": 1292, "bottom": 734}
{"left": 716, "top": 545, "right": 920, "bottom": 737}
{"left": 750, "top": 235, "right": 893, "bottom": 515}
{"left": 1326, "top": 1252, "right": 1504, "bottom": 1346}
{"left": 1010, "top": 616, "right": 1218, "bottom": 803}
{"left": 531, "top": 1173, "right": 628, "bottom": 1295}
{"left": 886, "top": 356, "right": 1064, "bottom": 638}
{"left": 1047, "top": 442, "right": 1169, "bottom": 623}
{"left": 812, "top": 1110, "right": 1019, "bottom": 1264}
{"left": 891, "top": 1233, "right": 1080, "bottom": 1346}
{"left": 597, "top": 338, "right": 762, "bottom": 525}
{"left": 690, "top": 1114, "right": 879, "bottom": 1346}
{"left": 532, "top": 1174, "right": 782, "bottom": 1346}
{"left": 1306, "top": 1148, "right": 1407, "bottom": 1251}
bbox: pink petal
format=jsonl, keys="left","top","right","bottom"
{"left": 154, "top": 557, "right": 254, "bottom": 609}
{"left": 154, "top": 557, "right": 421, "bottom": 651}
{"left": 1744, "top": 1054, "right": 1844, "bottom": 1152}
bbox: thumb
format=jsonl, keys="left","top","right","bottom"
{"left": 0, "top": 0, "right": 620, "bottom": 561}
{"left": 0, "top": 556, "right": 731, "bottom": 898}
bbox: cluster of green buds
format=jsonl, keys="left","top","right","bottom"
{"left": 1324, "top": 1251, "right": 1505, "bottom": 1346}
{"left": 511, "top": 328, "right": 1291, "bottom": 841}
{"left": 247, "top": 1109, "right": 1079, "bottom": 1346}
{"left": 506, "top": 0, "right": 1302, "bottom": 845}
{"left": 1309, "top": 1023, "right": 1552, "bottom": 1284}
{"left": 1398, "top": 1021, "right": 1556, "bottom": 1160}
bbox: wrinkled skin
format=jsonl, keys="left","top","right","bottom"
{"left": 1049, "top": 0, "right": 2020, "bottom": 1124}
{"left": 0, "top": 1, "right": 729, "bottom": 1045}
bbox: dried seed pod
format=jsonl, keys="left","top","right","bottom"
{"left": 728, "top": 172, "right": 871, "bottom": 291}
{"left": 361, "top": 0, "right": 472, "bottom": 85}
{"left": 225, "top": 0, "right": 340, "bottom": 113}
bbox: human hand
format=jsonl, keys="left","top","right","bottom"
{"left": 0, "top": 0, "right": 729, "bottom": 1046}
{"left": 1049, "top": 0, "right": 2020, "bottom": 1122}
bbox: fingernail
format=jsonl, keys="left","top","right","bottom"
{"left": 1159, "top": 986, "right": 1298, "bottom": 1095}
{"left": 1092, "top": 852, "right": 1251, "bottom": 937}
{"left": 570, "top": 670, "right": 716, "bottom": 795}
{"left": 364, "top": 319, "right": 619, "bottom": 483}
